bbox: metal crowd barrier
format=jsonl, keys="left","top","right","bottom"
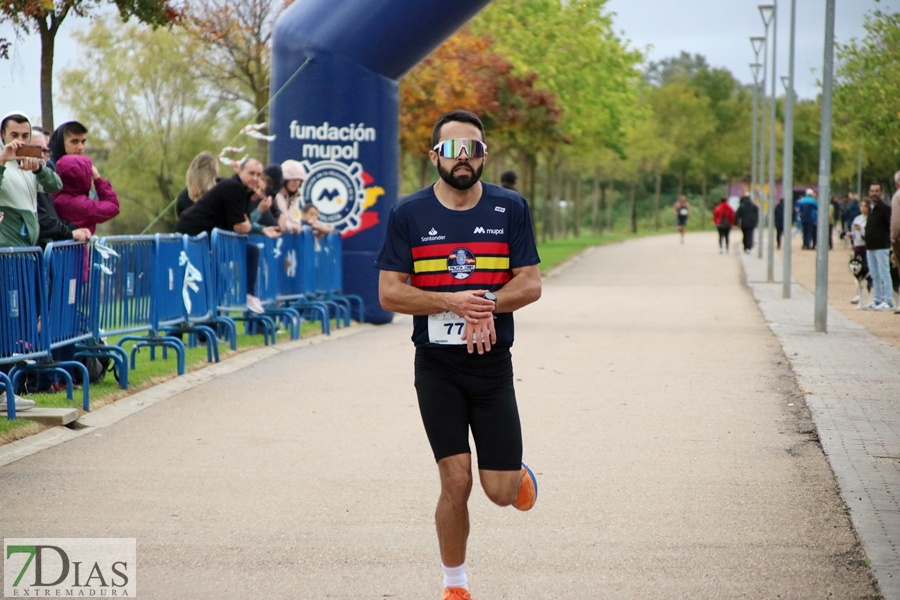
{"left": 182, "top": 233, "right": 237, "bottom": 352}
{"left": 277, "top": 232, "right": 331, "bottom": 335}
{"left": 1, "top": 246, "right": 89, "bottom": 418}
{"left": 248, "top": 234, "right": 301, "bottom": 340}
{"left": 325, "top": 232, "right": 365, "bottom": 323}
{"left": 210, "top": 229, "right": 276, "bottom": 344}
{"left": 91, "top": 235, "right": 185, "bottom": 383}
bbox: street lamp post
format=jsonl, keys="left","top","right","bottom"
{"left": 750, "top": 58, "right": 763, "bottom": 231}
{"left": 781, "top": 0, "right": 796, "bottom": 299}
{"left": 758, "top": 5, "right": 774, "bottom": 260}
{"left": 761, "top": 3, "right": 777, "bottom": 276}
{"left": 815, "top": 0, "right": 836, "bottom": 332}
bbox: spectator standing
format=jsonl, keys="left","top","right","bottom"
{"left": 850, "top": 198, "right": 870, "bottom": 305}
{"left": 734, "top": 196, "right": 759, "bottom": 254}
{"left": 843, "top": 193, "right": 861, "bottom": 245}
{"left": 891, "top": 172, "right": 900, "bottom": 314}
{"left": 300, "top": 203, "right": 334, "bottom": 241}
{"left": 500, "top": 170, "right": 517, "bottom": 191}
{"left": 796, "top": 189, "right": 818, "bottom": 250}
{"left": 863, "top": 183, "right": 893, "bottom": 310}
{"left": 175, "top": 151, "right": 221, "bottom": 218}
{"left": 275, "top": 159, "right": 307, "bottom": 232}
{"left": 0, "top": 112, "right": 62, "bottom": 247}
{"left": 174, "top": 158, "right": 280, "bottom": 314}
{"left": 31, "top": 126, "right": 91, "bottom": 247}
{"left": 712, "top": 197, "right": 735, "bottom": 254}
{"left": 53, "top": 155, "right": 120, "bottom": 236}
{"left": 673, "top": 194, "right": 690, "bottom": 244}
{"left": 829, "top": 194, "right": 841, "bottom": 249}
{"left": 47, "top": 121, "right": 88, "bottom": 167}
{"left": 774, "top": 197, "right": 785, "bottom": 250}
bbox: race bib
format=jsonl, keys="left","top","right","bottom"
{"left": 679, "top": 208, "right": 688, "bottom": 216}
{"left": 427, "top": 311, "right": 467, "bottom": 345}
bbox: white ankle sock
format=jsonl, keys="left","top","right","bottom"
{"left": 442, "top": 563, "right": 468, "bottom": 590}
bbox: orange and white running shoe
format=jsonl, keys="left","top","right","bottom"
{"left": 442, "top": 587, "right": 472, "bottom": 600}
{"left": 513, "top": 462, "right": 538, "bottom": 511}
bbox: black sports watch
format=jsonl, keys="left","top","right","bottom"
{"left": 483, "top": 291, "right": 498, "bottom": 312}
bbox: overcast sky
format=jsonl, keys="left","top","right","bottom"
{"left": 606, "top": 0, "right": 900, "bottom": 98}
{"left": 2, "top": 0, "right": 899, "bottom": 128}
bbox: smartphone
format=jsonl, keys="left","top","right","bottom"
{"left": 15, "top": 146, "right": 43, "bottom": 159}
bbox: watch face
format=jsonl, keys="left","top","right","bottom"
{"left": 484, "top": 292, "right": 497, "bottom": 302}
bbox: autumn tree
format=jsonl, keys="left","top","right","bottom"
{"left": 0, "top": 0, "right": 178, "bottom": 130}
{"left": 183, "top": 0, "right": 290, "bottom": 163}
{"left": 836, "top": 10, "right": 900, "bottom": 184}
{"left": 59, "top": 17, "right": 230, "bottom": 233}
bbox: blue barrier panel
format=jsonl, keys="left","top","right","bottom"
{"left": 183, "top": 233, "right": 237, "bottom": 353}
{"left": 313, "top": 237, "right": 350, "bottom": 326}
{"left": 43, "top": 241, "right": 93, "bottom": 350}
{"left": 0, "top": 246, "right": 89, "bottom": 417}
{"left": 277, "top": 231, "right": 330, "bottom": 335}
{"left": 300, "top": 232, "right": 341, "bottom": 332}
{"left": 210, "top": 229, "right": 276, "bottom": 344}
{"left": 248, "top": 234, "right": 301, "bottom": 340}
{"left": 94, "top": 235, "right": 184, "bottom": 378}
{"left": 326, "top": 233, "right": 365, "bottom": 322}
{"left": 276, "top": 232, "right": 303, "bottom": 301}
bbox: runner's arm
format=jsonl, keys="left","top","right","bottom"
{"left": 378, "top": 270, "right": 494, "bottom": 321}
{"left": 492, "top": 265, "right": 541, "bottom": 314}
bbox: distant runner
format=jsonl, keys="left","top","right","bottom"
{"left": 376, "top": 110, "right": 541, "bottom": 600}
{"left": 674, "top": 194, "right": 691, "bottom": 243}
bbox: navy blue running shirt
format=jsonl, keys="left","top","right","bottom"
{"left": 375, "top": 182, "right": 540, "bottom": 348}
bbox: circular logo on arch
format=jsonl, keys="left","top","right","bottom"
{"left": 448, "top": 248, "right": 477, "bottom": 280}
{"left": 299, "top": 160, "right": 366, "bottom": 231}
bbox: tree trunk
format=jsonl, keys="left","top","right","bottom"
{"left": 677, "top": 171, "right": 685, "bottom": 196}
{"left": 541, "top": 159, "right": 553, "bottom": 243}
{"left": 653, "top": 172, "right": 662, "bottom": 231}
{"left": 605, "top": 183, "right": 613, "bottom": 233}
{"left": 591, "top": 174, "right": 600, "bottom": 235}
{"left": 629, "top": 182, "right": 638, "bottom": 234}
{"left": 551, "top": 169, "right": 562, "bottom": 240}
{"left": 419, "top": 156, "right": 430, "bottom": 189}
{"left": 527, "top": 153, "right": 538, "bottom": 237}
{"left": 573, "top": 175, "right": 582, "bottom": 238}
{"left": 38, "top": 17, "right": 58, "bottom": 131}
{"left": 700, "top": 177, "right": 708, "bottom": 228}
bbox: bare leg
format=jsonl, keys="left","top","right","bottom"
{"left": 479, "top": 468, "right": 522, "bottom": 507}
{"left": 436, "top": 454, "right": 473, "bottom": 567}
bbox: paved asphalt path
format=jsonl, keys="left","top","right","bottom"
{"left": 0, "top": 233, "right": 880, "bottom": 599}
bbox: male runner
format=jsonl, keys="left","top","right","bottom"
{"left": 376, "top": 110, "right": 541, "bottom": 600}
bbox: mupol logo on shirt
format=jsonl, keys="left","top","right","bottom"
{"left": 447, "top": 248, "right": 477, "bottom": 280}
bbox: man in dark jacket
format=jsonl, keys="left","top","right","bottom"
{"left": 864, "top": 183, "right": 893, "bottom": 310}
{"left": 734, "top": 196, "right": 759, "bottom": 254}
{"left": 174, "top": 158, "right": 281, "bottom": 314}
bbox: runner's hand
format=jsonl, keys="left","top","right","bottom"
{"left": 462, "top": 316, "right": 496, "bottom": 355}
{"left": 449, "top": 290, "right": 495, "bottom": 322}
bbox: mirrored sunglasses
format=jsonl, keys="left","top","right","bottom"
{"left": 432, "top": 138, "right": 487, "bottom": 159}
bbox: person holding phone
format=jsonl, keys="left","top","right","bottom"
{"left": 0, "top": 112, "right": 62, "bottom": 247}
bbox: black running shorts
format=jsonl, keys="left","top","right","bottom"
{"left": 414, "top": 346, "right": 523, "bottom": 471}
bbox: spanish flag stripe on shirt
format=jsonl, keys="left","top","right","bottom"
{"left": 411, "top": 241, "right": 509, "bottom": 260}
{"left": 413, "top": 256, "right": 510, "bottom": 274}
{"left": 411, "top": 271, "right": 512, "bottom": 288}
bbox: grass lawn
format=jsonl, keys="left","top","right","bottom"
{"left": 0, "top": 319, "right": 334, "bottom": 443}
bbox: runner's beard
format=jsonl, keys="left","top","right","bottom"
{"left": 437, "top": 161, "right": 483, "bottom": 191}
